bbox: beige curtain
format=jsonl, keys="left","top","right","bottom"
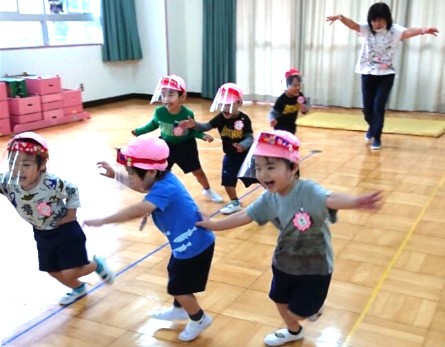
{"left": 237, "top": 0, "right": 445, "bottom": 112}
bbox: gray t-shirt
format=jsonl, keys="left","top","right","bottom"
{"left": 247, "top": 179, "right": 334, "bottom": 275}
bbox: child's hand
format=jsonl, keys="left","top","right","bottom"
{"left": 97, "top": 161, "right": 115, "bottom": 178}
{"left": 131, "top": 130, "right": 137, "bottom": 136}
{"left": 326, "top": 15, "right": 341, "bottom": 25}
{"left": 178, "top": 116, "right": 196, "bottom": 128}
{"left": 270, "top": 119, "right": 277, "bottom": 128}
{"left": 83, "top": 219, "right": 105, "bottom": 227}
{"left": 203, "top": 134, "right": 214, "bottom": 142}
{"left": 233, "top": 143, "right": 245, "bottom": 153}
{"left": 356, "top": 191, "right": 383, "bottom": 209}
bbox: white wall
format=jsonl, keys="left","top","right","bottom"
{"left": 0, "top": 0, "right": 203, "bottom": 102}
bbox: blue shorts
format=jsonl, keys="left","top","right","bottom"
{"left": 269, "top": 265, "right": 332, "bottom": 317}
{"left": 166, "top": 243, "right": 214, "bottom": 295}
{"left": 33, "top": 220, "right": 89, "bottom": 272}
{"left": 221, "top": 153, "right": 247, "bottom": 187}
{"left": 166, "top": 137, "right": 201, "bottom": 174}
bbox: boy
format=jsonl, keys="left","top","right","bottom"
{"left": 132, "top": 75, "right": 223, "bottom": 203}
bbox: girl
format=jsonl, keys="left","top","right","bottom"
{"left": 196, "top": 130, "right": 382, "bottom": 346}
{"left": 84, "top": 134, "right": 214, "bottom": 342}
{"left": 0, "top": 132, "right": 114, "bottom": 305}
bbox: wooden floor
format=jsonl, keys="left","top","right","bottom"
{"left": 1, "top": 98, "right": 444, "bottom": 347}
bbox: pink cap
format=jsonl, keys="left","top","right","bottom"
{"left": 216, "top": 83, "right": 243, "bottom": 104}
{"left": 159, "top": 75, "right": 186, "bottom": 93}
{"left": 117, "top": 134, "right": 169, "bottom": 171}
{"left": 253, "top": 130, "right": 300, "bottom": 163}
{"left": 7, "top": 131, "right": 49, "bottom": 157}
{"left": 285, "top": 68, "right": 301, "bottom": 78}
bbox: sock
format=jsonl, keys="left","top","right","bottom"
{"left": 189, "top": 309, "right": 204, "bottom": 321}
{"left": 232, "top": 199, "right": 239, "bottom": 206}
{"left": 288, "top": 326, "right": 302, "bottom": 335}
{"left": 74, "top": 283, "right": 85, "bottom": 293}
{"left": 95, "top": 261, "right": 104, "bottom": 274}
{"left": 173, "top": 299, "right": 182, "bottom": 308}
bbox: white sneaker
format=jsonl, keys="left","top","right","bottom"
{"left": 152, "top": 306, "right": 188, "bottom": 321}
{"left": 178, "top": 313, "right": 212, "bottom": 342}
{"left": 59, "top": 284, "right": 87, "bottom": 305}
{"left": 94, "top": 255, "right": 115, "bottom": 284}
{"left": 202, "top": 189, "right": 223, "bottom": 203}
{"left": 307, "top": 306, "right": 324, "bottom": 321}
{"left": 220, "top": 201, "right": 242, "bottom": 215}
{"left": 264, "top": 327, "right": 304, "bottom": 346}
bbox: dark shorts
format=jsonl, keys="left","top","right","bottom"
{"left": 221, "top": 153, "right": 248, "bottom": 187}
{"left": 33, "top": 220, "right": 89, "bottom": 273}
{"left": 269, "top": 265, "right": 332, "bottom": 318}
{"left": 166, "top": 137, "right": 201, "bottom": 174}
{"left": 166, "top": 243, "right": 215, "bottom": 296}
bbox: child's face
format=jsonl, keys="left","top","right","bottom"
{"left": 286, "top": 77, "right": 302, "bottom": 97}
{"left": 8, "top": 151, "right": 45, "bottom": 190}
{"left": 221, "top": 101, "right": 241, "bottom": 119}
{"left": 254, "top": 156, "right": 299, "bottom": 195}
{"left": 125, "top": 167, "right": 157, "bottom": 192}
{"left": 161, "top": 88, "right": 185, "bottom": 114}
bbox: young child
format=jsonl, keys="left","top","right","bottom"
{"left": 131, "top": 74, "right": 223, "bottom": 203}
{"left": 84, "top": 134, "right": 214, "bottom": 342}
{"left": 179, "top": 83, "right": 255, "bottom": 214}
{"left": 269, "top": 68, "right": 310, "bottom": 134}
{"left": 196, "top": 130, "right": 382, "bottom": 346}
{"left": 0, "top": 132, "right": 114, "bottom": 305}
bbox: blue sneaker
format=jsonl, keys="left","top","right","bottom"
{"left": 365, "top": 130, "right": 373, "bottom": 142}
{"left": 371, "top": 139, "right": 381, "bottom": 150}
{"left": 94, "top": 255, "right": 115, "bottom": 284}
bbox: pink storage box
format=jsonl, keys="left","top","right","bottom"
{"left": 0, "top": 82, "right": 7, "bottom": 101}
{"left": 8, "top": 96, "right": 42, "bottom": 115}
{"left": 0, "top": 117, "right": 11, "bottom": 136}
{"left": 64, "top": 104, "right": 83, "bottom": 115}
{"left": 25, "top": 76, "right": 62, "bottom": 95}
{"left": 41, "top": 100, "right": 63, "bottom": 111}
{"left": 43, "top": 109, "right": 64, "bottom": 120}
{"left": 0, "top": 100, "right": 9, "bottom": 118}
{"left": 40, "top": 93, "right": 62, "bottom": 103}
{"left": 62, "top": 89, "right": 82, "bottom": 108}
{"left": 12, "top": 111, "right": 90, "bottom": 133}
{"left": 10, "top": 112, "right": 43, "bottom": 124}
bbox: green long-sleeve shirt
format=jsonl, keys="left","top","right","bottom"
{"left": 133, "top": 106, "right": 205, "bottom": 144}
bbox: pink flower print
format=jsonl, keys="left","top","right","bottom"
{"left": 234, "top": 120, "right": 244, "bottom": 130}
{"left": 297, "top": 96, "right": 305, "bottom": 104}
{"left": 293, "top": 211, "right": 311, "bottom": 232}
{"left": 37, "top": 202, "right": 52, "bottom": 217}
{"left": 173, "top": 126, "right": 184, "bottom": 136}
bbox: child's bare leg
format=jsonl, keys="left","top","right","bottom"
{"left": 224, "top": 186, "right": 238, "bottom": 201}
{"left": 191, "top": 168, "right": 211, "bottom": 189}
{"left": 174, "top": 294, "right": 201, "bottom": 315}
{"left": 275, "top": 302, "right": 302, "bottom": 332}
{"left": 49, "top": 262, "right": 97, "bottom": 288}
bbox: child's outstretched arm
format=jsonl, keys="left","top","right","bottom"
{"left": 97, "top": 161, "right": 116, "bottom": 179}
{"left": 84, "top": 200, "right": 156, "bottom": 227}
{"left": 326, "top": 191, "right": 382, "bottom": 211}
{"left": 197, "top": 210, "right": 253, "bottom": 231}
{"left": 326, "top": 14, "right": 360, "bottom": 32}
{"left": 401, "top": 27, "right": 439, "bottom": 40}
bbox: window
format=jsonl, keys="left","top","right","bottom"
{"left": 0, "top": 0, "right": 102, "bottom": 49}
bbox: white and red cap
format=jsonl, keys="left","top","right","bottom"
{"left": 210, "top": 83, "right": 243, "bottom": 113}
{"left": 253, "top": 130, "right": 300, "bottom": 163}
{"left": 117, "top": 134, "right": 169, "bottom": 171}
{"left": 7, "top": 131, "right": 49, "bottom": 158}
{"left": 151, "top": 75, "right": 186, "bottom": 104}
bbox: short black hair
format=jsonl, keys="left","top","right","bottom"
{"left": 286, "top": 75, "right": 302, "bottom": 88}
{"left": 367, "top": 2, "right": 393, "bottom": 32}
{"left": 132, "top": 167, "right": 169, "bottom": 181}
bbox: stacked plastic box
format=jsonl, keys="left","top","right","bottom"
{"left": 0, "top": 82, "right": 11, "bottom": 136}
{"left": 0, "top": 75, "right": 90, "bottom": 135}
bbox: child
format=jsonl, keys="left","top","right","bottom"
{"left": 84, "top": 134, "right": 214, "bottom": 342}
{"left": 269, "top": 68, "right": 310, "bottom": 134}
{"left": 326, "top": 3, "right": 439, "bottom": 150}
{"left": 0, "top": 132, "right": 114, "bottom": 305}
{"left": 131, "top": 74, "right": 223, "bottom": 203}
{"left": 179, "top": 83, "right": 255, "bottom": 214}
{"left": 196, "top": 130, "right": 382, "bottom": 346}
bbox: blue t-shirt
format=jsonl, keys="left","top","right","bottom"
{"left": 144, "top": 171, "right": 215, "bottom": 259}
